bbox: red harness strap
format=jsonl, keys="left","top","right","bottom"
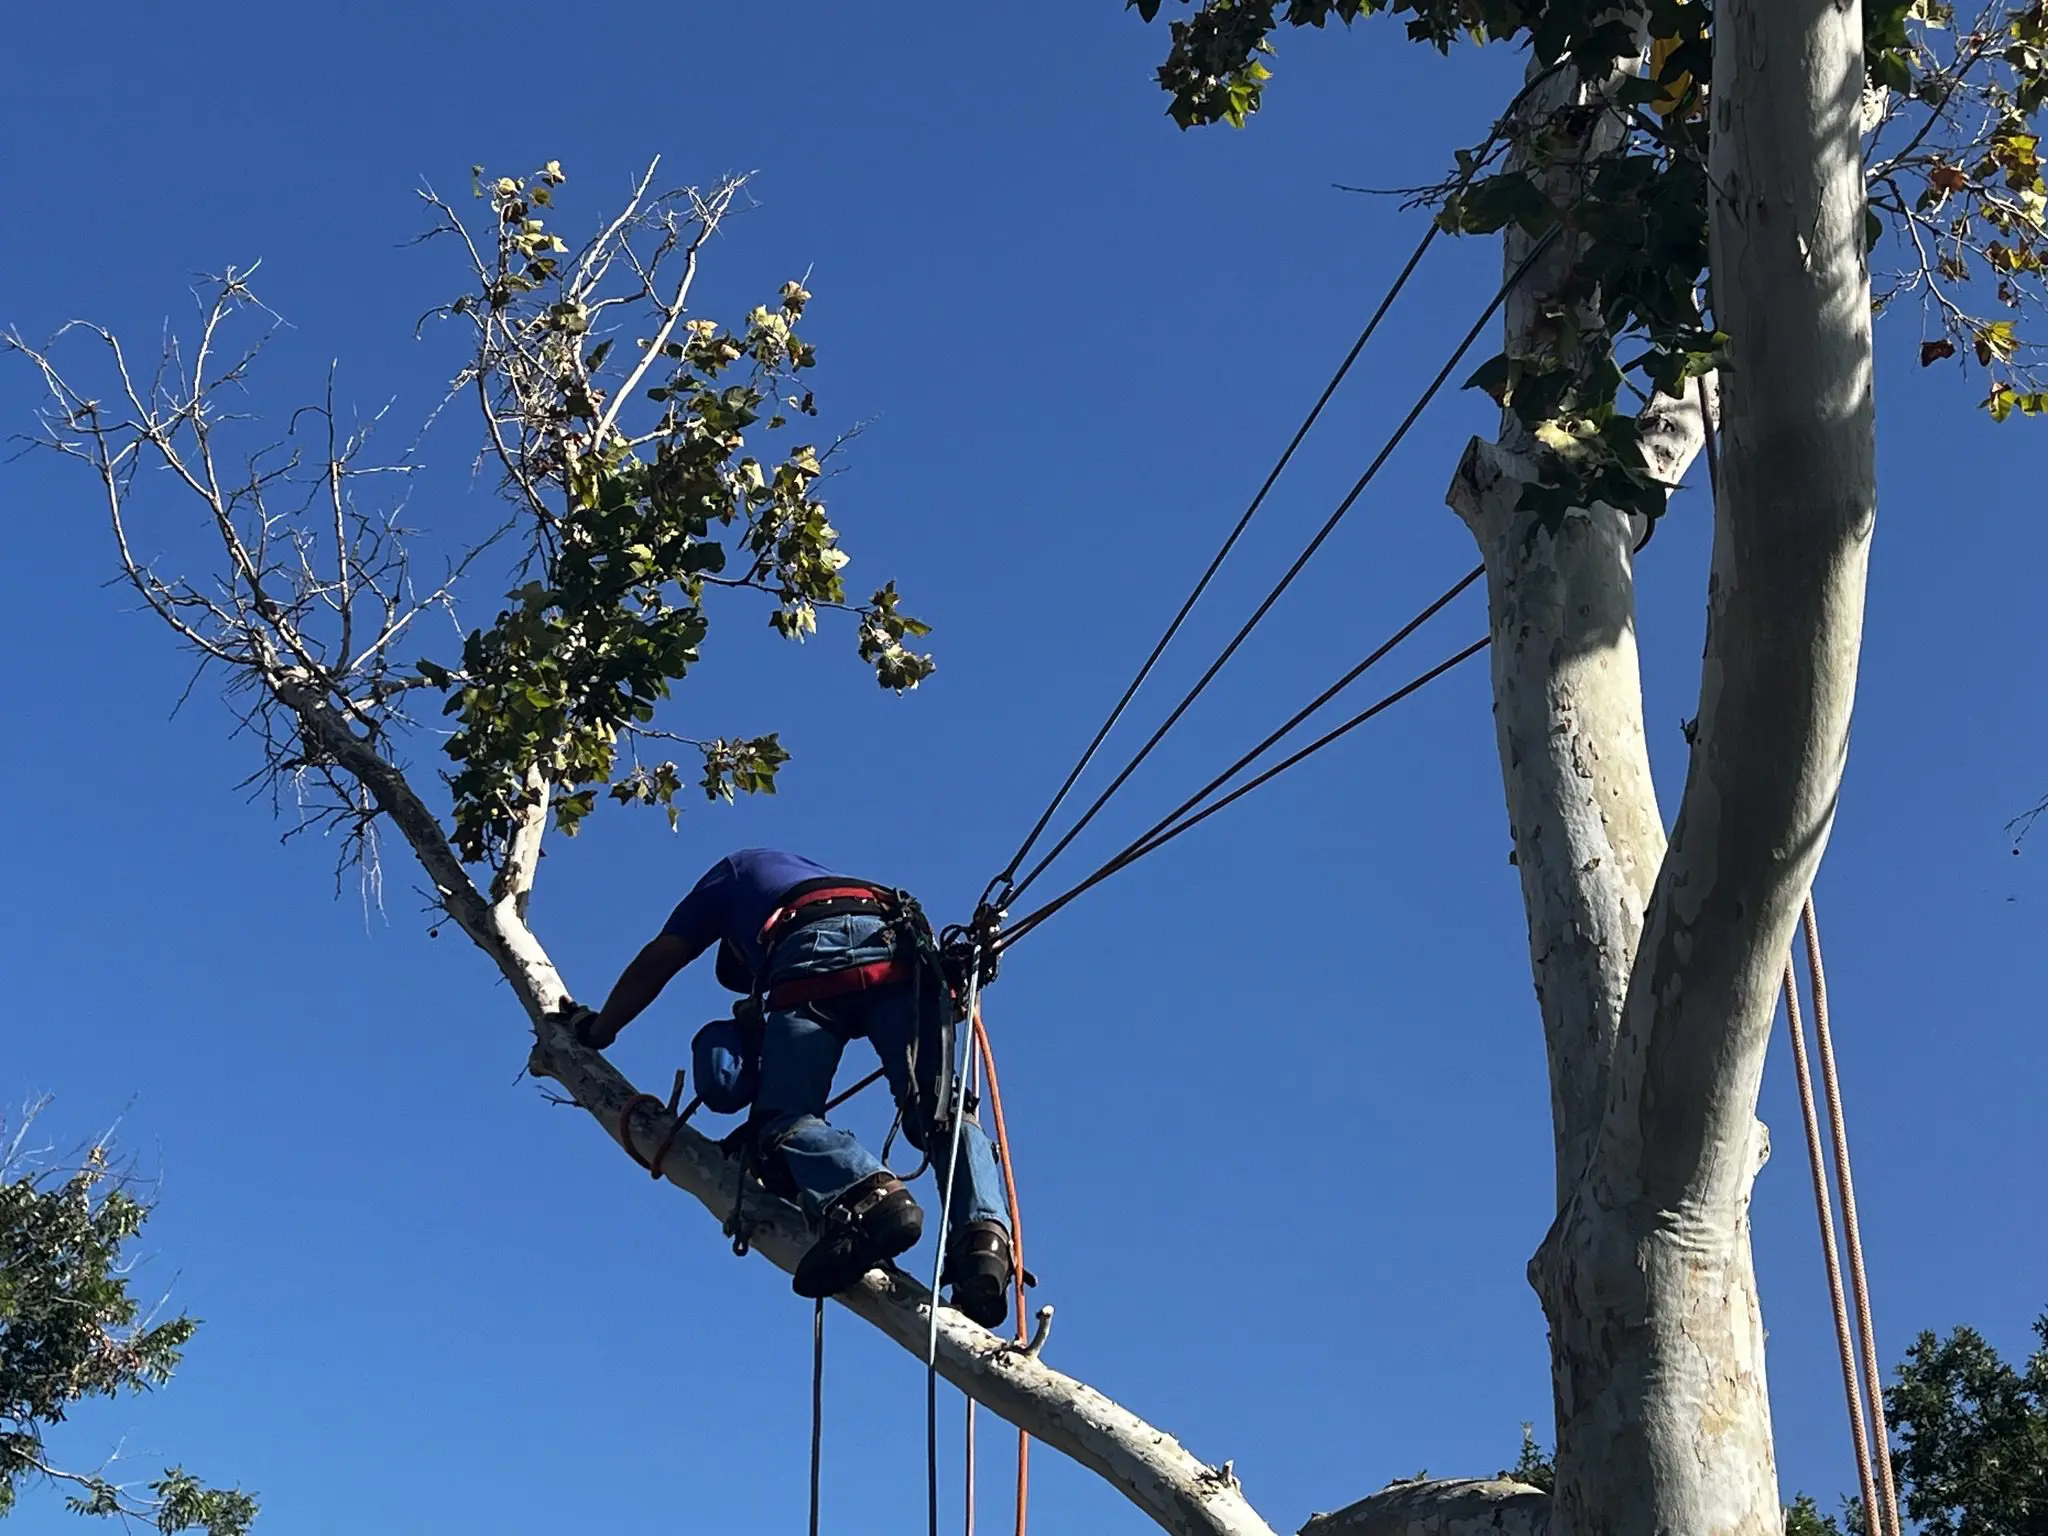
{"left": 763, "top": 956, "right": 911, "bottom": 1010}
{"left": 758, "top": 884, "right": 889, "bottom": 944}
{"left": 757, "top": 882, "right": 903, "bottom": 1010}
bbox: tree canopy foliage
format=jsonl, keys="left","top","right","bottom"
{"left": 1129, "top": 0, "right": 2048, "bottom": 533}
{"left": 412, "top": 166, "right": 933, "bottom": 865}
{"left": 9, "top": 162, "right": 931, "bottom": 894}
{"left": 1790, "top": 1309, "right": 2048, "bottom": 1536}
{"left": 0, "top": 1121, "right": 253, "bottom": 1534}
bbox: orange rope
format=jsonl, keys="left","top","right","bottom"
{"left": 1783, "top": 956, "right": 1881, "bottom": 1527}
{"left": 973, "top": 1003, "right": 1030, "bottom": 1536}
{"left": 615, "top": 1093, "right": 667, "bottom": 1172}
{"left": 1802, "top": 899, "right": 1903, "bottom": 1536}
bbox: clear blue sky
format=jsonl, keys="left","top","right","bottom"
{"left": 4, "top": 4, "right": 2042, "bottom": 1532}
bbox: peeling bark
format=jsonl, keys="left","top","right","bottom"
{"left": 1449, "top": 436, "right": 1671, "bottom": 1205}
{"left": 1448, "top": 51, "right": 1680, "bottom": 1208}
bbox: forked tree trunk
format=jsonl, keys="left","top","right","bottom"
{"left": 1456, "top": 3, "right": 1876, "bottom": 1533}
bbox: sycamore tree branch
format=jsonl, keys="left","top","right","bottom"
{"left": 530, "top": 1028, "right": 1278, "bottom": 1536}
{"left": 276, "top": 680, "right": 491, "bottom": 935}
{"left": 1446, "top": 44, "right": 1686, "bottom": 1209}
{"left": 489, "top": 763, "right": 550, "bottom": 919}
{"left": 275, "top": 681, "right": 1277, "bottom": 1536}
{"left": 591, "top": 179, "right": 737, "bottom": 448}
{"left": 1300, "top": 1478, "right": 1549, "bottom": 1536}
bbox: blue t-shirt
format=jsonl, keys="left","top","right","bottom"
{"left": 660, "top": 848, "right": 847, "bottom": 976}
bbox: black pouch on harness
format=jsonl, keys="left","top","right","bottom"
{"left": 691, "top": 1002, "right": 764, "bottom": 1116}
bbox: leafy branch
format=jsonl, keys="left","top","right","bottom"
{"left": 1129, "top": 0, "right": 2047, "bottom": 530}
{"left": 8, "top": 158, "right": 934, "bottom": 901}
{"left": 412, "top": 164, "right": 935, "bottom": 865}
{"left": 0, "top": 1114, "right": 254, "bottom": 1536}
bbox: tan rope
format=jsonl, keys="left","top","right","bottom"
{"left": 1783, "top": 952, "right": 1882, "bottom": 1527}
{"left": 1802, "top": 899, "right": 1903, "bottom": 1536}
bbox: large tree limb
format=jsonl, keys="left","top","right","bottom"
{"left": 1301, "top": 1478, "right": 1549, "bottom": 1536}
{"left": 531, "top": 1029, "right": 1277, "bottom": 1536}
{"left": 278, "top": 678, "right": 1276, "bottom": 1536}
{"left": 1446, "top": 51, "right": 1680, "bottom": 1209}
{"left": 1448, "top": 439, "right": 1669, "bottom": 1209}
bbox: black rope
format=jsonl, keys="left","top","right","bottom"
{"left": 810, "top": 1298, "right": 825, "bottom": 1536}
{"left": 980, "top": 222, "right": 1444, "bottom": 908}
{"left": 1001, "top": 635, "right": 1493, "bottom": 948}
{"left": 823, "top": 1065, "right": 886, "bottom": 1113}
{"left": 982, "top": 63, "right": 1567, "bottom": 913}
{"left": 1003, "top": 226, "right": 1561, "bottom": 908}
{"left": 1066, "top": 564, "right": 1482, "bottom": 893}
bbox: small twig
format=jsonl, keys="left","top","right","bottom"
{"left": 1007, "top": 1304, "right": 1055, "bottom": 1360}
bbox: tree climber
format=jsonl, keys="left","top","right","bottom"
{"left": 567, "top": 847, "right": 1015, "bottom": 1326}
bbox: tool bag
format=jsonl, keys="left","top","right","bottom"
{"left": 690, "top": 1000, "right": 763, "bottom": 1117}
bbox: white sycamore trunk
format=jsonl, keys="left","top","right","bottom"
{"left": 1451, "top": 3, "right": 1878, "bottom": 1534}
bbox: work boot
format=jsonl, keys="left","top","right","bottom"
{"left": 791, "top": 1172, "right": 924, "bottom": 1299}
{"left": 943, "top": 1220, "right": 1013, "bottom": 1330}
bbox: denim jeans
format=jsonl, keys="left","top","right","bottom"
{"left": 752, "top": 913, "right": 1008, "bottom": 1235}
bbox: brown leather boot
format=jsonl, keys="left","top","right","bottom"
{"left": 791, "top": 1172, "right": 924, "bottom": 1299}
{"left": 943, "top": 1220, "right": 1013, "bottom": 1329}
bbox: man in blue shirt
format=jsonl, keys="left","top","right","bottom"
{"left": 575, "top": 849, "right": 1014, "bottom": 1326}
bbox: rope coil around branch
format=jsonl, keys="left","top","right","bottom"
{"left": 616, "top": 1070, "right": 694, "bottom": 1180}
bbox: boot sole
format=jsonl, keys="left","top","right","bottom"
{"left": 949, "top": 1276, "right": 1009, "bottom": 1330}
{"left": 791, "top": 1205, "right": 924, "bottom": 1299}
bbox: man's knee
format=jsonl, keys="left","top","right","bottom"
{"left": 755, "top": 1109, "right": 820, "bottom": 1151}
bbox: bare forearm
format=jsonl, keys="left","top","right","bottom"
{"left": 588, "top": 937, "right": 689, "bottom": 1045}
